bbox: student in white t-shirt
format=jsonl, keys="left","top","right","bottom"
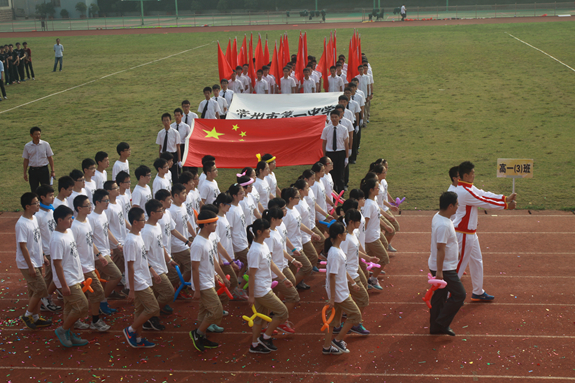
{"left": 293, "top": 179, "right": 322, "bottom": 272}
{"left": 112, "top": 142, "right": 131, "bottom": 182}
{"left": 322, "top": 221, "right": 362, "bottom": 355}
{"left": 115, "top": 171, "right": 132, "bottom": 271}
{"left": 212, "top": 85, "right": 229, "bottom": 118}
{"left": 104, "top": 180, "right": 128, "bottom": 275}
{"left": 428, "top": 192, "right": 465, "bottom": 336}
{"left": 82, "top": 158, "right": 98, "bottom": 209}
{"left": 67, "top": 169, "right": 88, "bottom": 214}
{"left": 166, "top": 184, "right": 193, "bottom": 293}
{"left": 254, "top": 161, "right": 272, "bottom": 210}
{"left": 246, "top": 218, "right": 293, "bottom": 354}
{"left": 122, "top": 206, "right": 160, "bottom": 349}
{"left": 301, "top": 68, "right": 316, "bottom": 93}
{"left": 17, "top": 192, "right": 53, "bottom": 330}
{"left": 254, "top": 69, "right": 270, "bottom": 94}
{"left": 54, "top": 176, "right": 74, "bottom": 209}
{"left": 94, "top": 151, "right": 109, "bottom": 189}
{"left": 197, "top": 154, "right": 216, "bottom": 191}
{"left": 279, "top": 67, "right": 297, "bottom": 94}
{"left": 180, "top": 171, "right": 200, "bottom": 236}
{"left": 227, "top": 182, "right": 250, "bottom": 286}
{"left": 370, "top": 164, "right": 398, "bottom": 250}
{"left": 260, "top": 154, "right": 280, "bottom": 198}
{"left": 189, "top": 210, "right": 230, "bottom": 352}
{"left": 132, "top": 165, "right": 153, "bottom": 219}
{"left": 152, "top": 158, "right": 172, "bottom": 196}
{"left": 199, "top": 161, "right": 220, "bottom": 205}
{"left": 51, "top": 205, "right": 90, "bottom": 348}
{"left": 242, "top": 166, "right": 265, "bottom": 214}
{"left": 238, "top": 175, "right": 259, "bottom": 226}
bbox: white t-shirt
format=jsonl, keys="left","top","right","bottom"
{"left": 124, "top": 233, "right": 152, "bottom": 291}
{"left": 71, "top": 219, "right": 96, "bottom": 273}
{"left": 189, "top": 235, "right": 216, "bottom": 291}
{"left": 168, "top": 203, "right": 190, "bottom": 253}
{"left": 53, "top": 197, "right": 69, "bottom": 209}
{"left": 341, "top": 233, "right": 360, "bottom": 280}
{"left": 254, "top": 79, "right": 269, "bottom": 94}
{"left": 321, "top": 174, "right": 334, "bottom": 203}
{"left": 311, "top": 180, "right": 328, "bottom": 221}
{"left": 325, "top": 246, "right": 349, "bottom": 303}
{"left": 226, "top": 204, "right": 248, "bottom": 252}
{"left": 216, "top": 214, "right": 234, "bottom": 262}
{"left": 247, "top": 242, "right": 273, "bottom": 298}
{"left": 355, "top": 213, "right": 367, "bottom": 250}
{"left": 199, "top": 179, "right": 220, "bottom": 205}
{"left": 428, "top": 213, "right": 459, "bottom": 271}
{"left": 328, "top": 75, "right": 344, "bottom": 92}
{"left": 254, "top": 178, "right": 271, "bottom": 210}
{"left": 88, "top": 211, "right": 111, "bottom": 256}
{"left": 105, "top": 201, "right": 127, "bottom": 248}
{"left": 265, "top": 229, "right": 286, "bottom": 278}
{"left": 240, "top": 193, "right": 257, "bottom": 226}
{"left": 158, "top": 209, "right": 176, "bottom": 254}
{"left": 296, "top": 198, "right": 313, "bottom": 244}
{"left": 84, "top": 180, "right": 97, "bottom": 207}
{"left": 132, "top": 184, "right": 152, "bottom": 217}
{"left": 280, "top": 77, "right": 297, "bottom": 94}
{"left": 265, "top": 172, "right": 278, "bottom": 197}
{"left": 152, "top": 175, "right": 171, "bottom": 196}
{"left": 362, "top": 199, "right": 381, "bottom": 243}
{"left": 185, "top": 188, "right": 201, "bottom": 233}
{"left": 197, "top": 172, "right": 207, "bottom": 190}
{"left": 15, "top": 216, "right": 43, "bottom": 269}
{"left": 303, "top": 189, "right": 317, "bottom": 230}
{"left": 35, "top": 209, "right": 56, "bottom": 255}
{"left": 94, "top": 170, "right": 107, "bottom": 189}
{"left": 50, "top": 230, "right": 83, "bottom": 288}
{"left": 250, "top": 187, "right": 261, "bottom": 207}
{"left": 278, "top": 222, "right": 289, "bottom": 252}
{"left": 284, "top": 206, "right": 303, "bottom": 250}
{"left": 142, "top": 223, "right": 168, "bottom": 275}
{"left": 112, "top": 160, "right": 129, "bottom": 182}
{"left": 378, "top": 179, "right": 389, "bottom": 212}
{"left": 117, "top": 193, "right": 132, "bottom": 222}
{"left": 302, "top": 77, "right": 316, "bottom": 93}
{"left": 67, "top": 189, "right": 87, "bottom": 214}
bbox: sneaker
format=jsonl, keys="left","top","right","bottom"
{"left": 258, "top": 335, "right": 277, "bottom": 351}
{"left": 123, "top": 327, "right": 139, "bottom": 348}
{"left": 136, "top": 338, "right": 156, "bottom": 348}
{"left": 430, "top": 326, "right": 456, "bottom": 336}
{"left": 40, "top": 297, "right": 61, "bottom": 312}
{"left": 367, "top": 284, "right": 373, "bottom": 290}
{"left": 99, "top": 301, "right": 117, "bottom": 315}
{"left": 332, "top": 325, "right": 342, "bottom": 334}
{"left": 296, "top": 282, "right": 310, "bottom": 290}
{"left": 143, "top": 317, "right": 165, "bottom": 331}
{"left": 312, "top": 266, "right": 319, "bottom": 272}
{"left": 34, "top": 316, "right": 52, "bottom": 328}
{"left": 368, "top": 277, "right": 383, "bottom": 291}
{"left": 160, "top": 305, "right": 173, "bottom": 315}
{"left": 471, "top": 292, "right": 495, "bottom": 302}
{"left": 331, "top": 339, "right": 350, "bottom": 353}
{"left": 189, "top": 329, "right": 205, "bottom": 352}
{"left": 20, "top": 315, "right": 37, "bottom": 330}
{"left": 278, "top": 322, "right": 295, "bottom": 334}
{"left": 108, "top": 290, "right": 126, "bottom": 300}
{"left": 260, "top": 327, "right": 279, "bottom": 336}
{"left": 90, "top": 319, "right": 111, "bottom": 332}
{"left": 70, "top": 332, "right": 89, "bottom": 346}
{"left": 33, "top": 77, "right": 35, "bottom": 80}
{"left": 201, "top": 337, "right": 219, "bottom": 349}
{"left": 55, "top": 326, "right": 72, "bottom": 347}
{"left": 207, "top": 323, "right": 224, "bottom": 333}
{"left": 322, "top": 345, "right": 343, "bottom": 355}
{"left": 387, "top": 244, "right": 398, "bottom": 253}
{"left": 74, "top": 320, "right": 90, "bottom": 330}
{"left": 222, "top": 310, "right": 229, "bottom": 317}
{"left": 350, "top": 324, "right": 370, "bottom": 335}
{"left": 121, "top": 288, "right": 130, "bottom": 296}
{"left": 249, "top": 343, "right": 271, "bottom": 354}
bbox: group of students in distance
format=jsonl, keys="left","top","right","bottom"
{"left": 17, "top": 129, "right": 405, "bottom": 354}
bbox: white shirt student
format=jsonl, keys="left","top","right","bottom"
{"left": 156, "top": 127, "right": 180, "bottom": 154}
{"left": 212, "top": 94, "right": 229, "bottom": 115}
{"left": 171, "top": 121, "right": 191, "bottom": 145}
{"left": 123, "top": 232, "right": 152, "bottom": 292}
{"left": 198, "top": 98, "right": 221, "bottom": 119}
{"left": 328, "top": 74, "right": 344, "bottom": 92}
{"left": 152, "top": 174, "right": 171, "bottom": 196}
{"left": 220, "top": 88, "right": 234, "bottom": 106}
{"left": 228, "top": 78, "right": 243, "bottom": 94}
{"left": 254, "top": 78, "right": 269, "bottom": 94}
{"left": 189, "top": 235, "right": 216, "bottom": 292}
{"left": 88, "top": 210, "right": 111, "bottom": 257}
{"left": 50, "top": 229, "right": 83, "bottom": 290}
{"left": 301, "top": 77, "right": 316, "bottom": 93}
{"left": 112, "top": 160, "right": 129, "bottom": 182}
{"left": 246, "top": 241, "right": 274, "bottom": 298}
{"left": 199, "top": 179, "right": 220, "bottom": 205}
{"left": 428, "top": 212, "right": 458, "bottom": 271}
{"left": 16, "top": 215, "right": 43, "bottom": 270}
{"left": 142, "top": 223, "right": 169, "bottom": 277}
{"left": 280, "top": 76, "right": 297, "bottom": 94}
{"left": 181, "top": 109, "right": 198, "bottom": 127}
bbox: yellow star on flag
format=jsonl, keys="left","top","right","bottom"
{"left": 239, "top": 139, "right": 245, "bottom": 142}
{"left": 232, "top": 124, "right": 240, "bottom": 131}
{"left": 240, "top": 131, "right": 247, "bottom": 137}
{"left": 203, "top": 127, "right": 224, "bottom": 140}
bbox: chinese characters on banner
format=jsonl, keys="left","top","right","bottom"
{"left": 496, "top": 159, "right": 534, "bottom": 178}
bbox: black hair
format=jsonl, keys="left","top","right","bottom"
{"left": 179, "top": 171, "right": 196, "bottom": 185}
{"left": 73, "top": 195, "right": 89, "bottom": 212}
{"left": 197, "top": 209, "right": 217, "bottom": 229}
{"left": 30, "top": 127, "right": 41, "bottom": 135}
{"left": 145, "top": 199, "right": 163, "bottom": 217}
{"left": 82, "top": 158, "right": 96, "bottom": 171}
{"left": 36, "top": 184, "right": 54, "bottom": 198}
{"left": 338, "top": 95, "right": 349, "bottom": 102}
{"left": 334, "top": 104, "right": 345, "bottom": 111}
{"left": 200, "top": 204, "right": 219, "bottom": 215}
{"left": 181, "top": 99, "right": 191, "bottom": 106}
{"left": 262, "top": 207, "right": 284, "bottom": 222}
{"left": 319, "top": 156, "right": 331, "bottom": 166}
{"left": 344, "top": 208, "right": 362, "bottom": 225}
{"left": 116, "top": 171, "right": 130, "bottom": 185}
{"left": 135, "top": 165, "right": 151, "bottom": 180}
{"left": 235, "top": 65, "right": 243, "bottom": 70}
{"left": 246, "top": 218, "right": 270, "bottom": 245}
{"left": 214, "top": 192, "right": 233, "bottom": 209}
{"left": 329, "top": 65, "right": 336, "bottom": 70}
{"left": 69, "top": 169, "right": 84, "bottom": 181}
{"left": 440, "top": 191, "right": 458, "bottom": 210}
{"left": 21, "top": 192, "right": 38, "bottom": 209}
{"left": 116, "top": 142, "right": 130, "bottom": 155}
{"left": 93, "top": 189, "right": 109, "bottom": 204}
{"left": 261, "top": 154, "right": 275, "bottom": 162}
{"left": 349, "top": 188, "right": 365, "bottom": 200}
{"left": 155, "top": 189, "right": 171, "bottom": 201}
{"left": 324, "top": 221, "right": 346, "bottom": 255}
{"left": 203, "top": 161, "right": 216, "bottom": 174}
{"left": 363, "top": 172, "right": 377, "bottom": 181}
{"left": 449, "top": 166, "right": 460, "bottom": 182}
{"left": 95, "top": 151, "right": 108, "bottom": 164}
{"left": 344, "top": 87, "right": 352, "bottom": 93}
{"left": 240, "top": 166, "right": 254, "bottom": 178}
{"left": 330, "top": 110, "right": 339, "bottom": 116}
{"left": 255, "top": 160, "right": 268, "bottom": 177}
{"left": 54, "top": 205, "right": 74, "bottom": 223}
{"left": 58, "top": 176, "right": 74, "bottom": 192}
{"left": 280, "top": 187, "right": 298, "bottom": 204}
{"left": 161, "top": 112, "right": 171, "bottom": 121}
{"left": 202, "top": 155, "right": 216, "bottom": 164}
{"left": 103, "top": 180, "right": 117, "bottom": 191}
{"left": 153, "top": 158, "right": 168, "bottom": 171}
{"left": 212, "top": 84, "right": 221, "bottom": 90}
{"left": 341, "top": 198, "right": 359, "bottom": 213}
{"left": 174, "top": 107, "right": 183, "bottom": 115}
{"left": 171, "top": 183, "right": 186, "bottom": 196}
{"left": 458, "top": 161, "right": 474, "bottom": 177}
{"left": 128, "top": 207, "right": 145, "bottom": 225}
{"left": 220, "top": 79, "right": 228, "bottom": 84}
{"left": 311, "top": 162, "right": 324, "bottom": 174}
{"left": 300, "top": 169, "right": 315, "bottom": 180}
{"left": 228, "top": 183, "right": 243, "bottom": 197}
{"left": 360, "top": 178, "right": 378, "bottom": 198}
{"left": 370, "top": 163, "right": 385, "bottom": 175}
{"left": 203, "top": 86, "right": 212, "bottom": 93}
{"left": 292, "top": 178, "right": 307, "bottom": 191}
{"left": 268, "top": 197, "right": 286, "bottom": 210}
{"left": 160, "top": 152, "right": 174, "bottom": 162}
{"left": 237, "top": 175, "right": 252, "bottom": 188}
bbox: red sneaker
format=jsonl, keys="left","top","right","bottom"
{"left": 278, "top": 322, "right": 295, "bottom": 334}
{"left": 260, "top": 328, "right": 279, "bottom": 335}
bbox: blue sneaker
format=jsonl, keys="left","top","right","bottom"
{"left": 207, "top": 323, "right": 224, "bottom": 333}
{"left": 99, "top": 302, "right": 117, "bottom": 315}
{"left": 123, "top": 327, "right": 139, "bottom": 348}
{"left": 136, "top": 338, "right": 156, "bottom": 348}
{"left": 161, "top": 304, "right": 173, "bottom": 315}
{"left": 350, "top": 324, "right": 370, "bottom": 335}
{"left": 471, "top": 292, "right": 494, "bottom": 302}
{"left": 312, "top": 266, "right": 319, "bottom": 272}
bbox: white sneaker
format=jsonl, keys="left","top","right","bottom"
{"left": 74, "top": 320, "right": 90, "bottom": 330}
{"left": 388, "top": 244, "right": 398, "bottom": 253}
{"left": 56, "top": 289, "right": 63, "bottom": 299}
{"left": 90, "top": 319, "right": 111, "bottom": 332}
{"left": 40, "top": 297, "right": 61, "bottom": 312}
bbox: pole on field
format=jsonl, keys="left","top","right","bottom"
{"left": 447, "top": 0, "right": 449, "bottom": 12}
{"left": 175, "top": 0, "right": 179, "bottom": 19}
{"left": 315, "top": 0, "right": 318, "bottom": 11}
{"left": 140, "top": 0, "right": 144, "bottom": 25}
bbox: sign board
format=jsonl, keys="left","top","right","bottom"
{"left": 497, "top": 158, "right": 534, "bottom": 179}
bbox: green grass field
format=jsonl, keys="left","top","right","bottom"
{"left": 1, "top": 21, "right": 574, "bottom": 211}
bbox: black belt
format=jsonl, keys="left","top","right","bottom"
{"left": 29, "top": 165, "right": 48, "bottom": 170}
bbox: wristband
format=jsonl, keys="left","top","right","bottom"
{"left": 185, "top": 240, "right": 190, "bottom": 246}
{"left": 351, "top": 282, "right": 357, "bottom": 286}
{"left": 289, "top": 258, "right": 295, "bottom": 264}
{"left": 96, "top": 252, "right": 101, "bottom": 257}
{"left": 280, "top": 277, "right": 287, "bottom": 283}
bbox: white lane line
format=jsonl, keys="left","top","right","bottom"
{"left": 0, "top": 41, "right": 214, "bottom": 115}
{"left": 391, "top": 232, "right": 575, "bottom": 234}
{"left": 507, "top": 32, "right": 575, "bottom": 73}
{"left": 398, "top": 251, "right": 575, "bottom": 255}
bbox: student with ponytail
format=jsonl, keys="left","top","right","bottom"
{"left": 293, "top": 179, "right": 322, "bottom": 272}
{"left": 261, "top": 154, "right": 281, "bottom": 198}
{"left": 370, "top": 162, "right": 400, "bottom": 251}
{"left": 341, "top": 196, "right": 369, "bottom": 286}
{"left": 263, "top": 208, "right": 301, "bottom": 334}
{"left": 268, "top": 198, "right": 303, "bottom": 265}
{"left": 254, "top": 161, "right": 272, "bottom": 210}
{"left": 237, "top": 173, "right": 260, "bottom": 225}
{"left": 301, "top": 169, "right": 329, "bottom": 257}
{"left": 310, "top": 162, "right": 334, "bottom": 233}
{"left": 241, "top": 167, "right": 264, "bottom": 214}
{"left": 322, "top": 222, "right": 362, "bottom": 355}
{"left": 229, "top": 180, "right": 252, "bottom": 286}
{"left": 246, "top": 218, "right": 293, "bottom": 354}
{"left": 319, "top": 156, "right": 335, "bottom": 208}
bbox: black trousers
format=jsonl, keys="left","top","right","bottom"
{"left": 18, "top": 63, "right": 25, "bottom": 80}
{"left": 25, "top": 61, "right": 35, "bottom": 78}
{"left": 429, "top": 269, "right": 466, "bottom": 330}
{"left": 168, "top": 151, "right": 180, "bottom": 183}
{"left": 350, "top": 126, "right": 359, "bottom": 162}
{"left": 0, "top": 80, "right": 6, "bottom": 97}
{"left": 327, "top": 150, "right": 346, "bottom": 193}
{"left": 28, "top": 165, "right": 50, "bottom": 192}
{"left": 4, "top": 65, "right": 9, "bottom": 84}
{"left": 11, "top": 64, "right": 19, "bottom": 82}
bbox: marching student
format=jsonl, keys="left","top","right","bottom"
{"left": 254, "top": 161, "right": 272, "bottom": 210}
{"left": 67, "top": 169, "right": 88, "bottom": 213}
{"left": 53, "top": 176, "right": 74, "bottom": 209}
{"left": 132, "top": 165, "right": 153, "bottom": 218}
{"left": 246, "top": 218, "right": 293, "bottom": 354}
{"left": 370, "top": 163, "right": 399, "bottom": 250}
{"left": 17, "top": 192, "right": 53, "bottom": 330}
{"left": 152, "top": 158, "right": 172, "bottom": 196}
{"left": 123, "top": 207, "right": 160, "bottom": 349}
{"left": 335, "top": 63, "right": 348, "bottom": 87}
{"left": 180, "top": 171, "right": 201, "bottom": 234}
{"left": 212, "top": 84, "right": 229, "bottom": 118}
{"left": 160, "top": 152, "right": 175, "bottom": 184}
{"left": 299, "top": 170, "right": 327, "bottom": 258}
{"left": 143, "top": 199, "right": 178, "bottom": 329}
{"left": 82, "top": 158, "right": 98, "bottom": 208}
{"left": 227, "top": 182, "right": 251, "bottom": 288}
{"left": 104, "top": 180, "right": 128, "bottom": 278}
{"left": 116, "top": 170, "right": 132, "bottom": 229}
{"left": 279, "top": 67, "right": 297, "bottom": 94}
{"left": 254, "top": 69, "right": 269, "bottom": 94}
{"left": 301, "top": 67, "right": 316, "bottom": 93}
{"left": 310, "top": 163, "right": 333, "bottom": 236}
{"left": 228, "top": 70, "right": 244, "bottom": 94}
{"left": 238, "top": 174, "right": 260, "bottom": 225}
{"left": 51, "top": 205, "right": 90, "bottom": 348}
{"left": 219, "top": 79, "right": 234, "bottom": 115}
{"left": 198, "top": 155, "right": 216, "bottom": 190}
{"left": 261, "top": 153, "right": 280, "bottom": 198}
{"left": 71, "top": 195, "right": 111, "bottom": 332}
{"left": 94, "top": 151, "right": 109, "bottom": 189}
{"left": 156, "top": 113, "right": 181, "bottom": 181}
{"left": 112, "top": 142, "right": 131, "bottom": 183}
{"left": 172, "top": 108, "right": 191, "bottom": 162}
{"left": 327, "top": 66, "right": 344, "bottom": 92}
{"left": 293, "top": 179, "right": 321, "bottom": 273}
{"left": 242, "top": 166, "right": 265, "bottom": 214}
{"left": 319, "top": 157, "right": 335, "bottom": 209}
{"left": 189, "top": 210, "right": 230, "bottom": 352}
{"left": 322, "top": 222, "right": 362, "bottom": 355}
{"left": 198, "top": 87, "right": 221, "bottom": 119}
{"left": 199, "top": 161, "right": 221, "bottom": 205}
{"left": 321, "top": 111, "right": 349, "bottom": 193}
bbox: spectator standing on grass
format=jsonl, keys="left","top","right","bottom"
{"left": 0, "top": 56, "right": 6, "bottom": 101}
{"left": 15, "top": 43, "right": 26, "bottom": 82}
{"left": 400, "top": 5, "right": 406, "bottom": 21}
{"left": 23, "top": 127, "right": 56, "bottom": 193}
{"left": 53, "top": 38, "right": 64, "bottom": 72}
{"left": 23, "top": 42, "right": 35, "bottom": 80}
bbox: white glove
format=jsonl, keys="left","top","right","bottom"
{"left": 348, "top": 149, "right": 352, "bottom": 157}
{"left": 177, "top": 161, "right": 183, "bottom": 168}
{"left": 344, "top": 158, "right": 349, "bottom": 167}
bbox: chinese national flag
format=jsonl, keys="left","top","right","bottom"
{"left": 183, "top": 116, "right": 326, "bottom": 168}
{"left": 283, "top": 33, "right": 290, "bottom": 67}
{"left": 270, "top": 42, "right": 281, "bottom": 85}
{"left": 263, "top": 39, "right": 270, "bottom": 64}
{"left": 231, "top": 38, "right": 238, "bottom": 68}
{"left": 217, "top": 41, "right": 234, "bottom": 81}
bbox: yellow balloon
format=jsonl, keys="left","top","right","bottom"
{"left": 243, "top": 305, "right": 272, "bottom": 327}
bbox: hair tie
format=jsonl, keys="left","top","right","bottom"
{"left": 240, "top": 178, "right": 255, "bottom": 187}
{"left": 256, "top": 153, "right": 262, "bottom": 162}
{"left": 236, "top": 170, "right": 247, "bottom": 177}
{"left": 265, "top": 156, "right": 276, "bottom": 163}
{"left": 194, "top": 209, "right": 219, "bottom": 224}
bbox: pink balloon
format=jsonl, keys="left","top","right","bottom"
{"left": 271, "top": 281, "right": 278, "bottom": 289}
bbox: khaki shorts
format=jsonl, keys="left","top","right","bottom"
{"left": 386, "top": 210, "right": 400, "bottom": 232}
{"left": 43, "top": 254, "right": 53, "bottom": 287}
{"left": 63, "top": 283, "right": 89, "bottom": 320}
{"left": 20, "top": 268, "right": 48, "bottom": 299}
{"left": 83, "top": 270, "right": 105, "bottom": 303}
{"left": 134, "top": 287, "right": 160, "bottom": 319}
{"left": 273, "top": 269, "right": 300, "bottom": 304}
{"left": 219, "top": 264, "right": 238, "bottom": 304}
{"left": 359, "top": 259, "right": 369, "bottom": 282}
{"left": 254, "top": 290, "right": 288, "bottom": 325}
{"left": 290, "top": 248, "right": 312, "bottom": 277}
{"left": 358, "top": 267, "right": 369, "bottom": 289}
{"left": 312, "top": 226, "right": 325, "bottom": 256}
{"left": 330, "top": 296, "right": 362, "bottom": 327}
{"left": 349, "top": 276, "right": 369, "bottom": 309}
{"left": 234, "top": 248, "right": 249, "bottom": 268}
{"left": 96, "top": 255, "right": 122, "bottom": 281}
{"left": 366, "top": 239, "right": 390, "bottom": 266}
{"left": 167, "top": 248, "right": 191, "bottom": 286}
{"left": 198, "top": 287, "right": 223, "bottom": 325}
{"left": 111, "top": 248, "right": 125, "bottom": 274}
{"left": 315, "top": 221, "right": 329, "bottom": 236}
{"left": 152, "top": 273, "right": 174, "bottom": 307}
{"left": 302, "top": 241, "right": 319, "bottom": 268}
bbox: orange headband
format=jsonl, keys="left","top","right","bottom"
{"left": 194, "top": 209, "right": 219, "bottom": 224}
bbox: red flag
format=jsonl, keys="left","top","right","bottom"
{"left": 270, "top": 42, "right": 281, "bottom": 89}
{"left": 278, "top": 36, "right": 284, "bottom": 69}
{"left": 283, "top": 33, "right": 291, "bottom": 67}
{"left": 217, "top": 41, "right": 234, "bottom": 82}
{"left": 248, "top": 34, "right": 256, "bottom": 89}
{"left": 321, "top": 37, "right": 331, "bottom": 92}
{"left": 225, "top": 38, "right": 232, "bottom": 68}
{"left": 255, "top": 35, "right": 265, "bottom": 73}
{"left": 183, "top": 116, "right": 326, "bottom": 168}
{"left": 303, "top": 32, "right": 308, "bottom": 64}
{"left": 240, "top": 35, "right": 248, "bottom": 66}
{"left": 231, "top": 38, "right": 238, "bottom": 69}
{"left": 263, "top": 39, "right": 270, "bottom": 65}
{"left": 347, "top": 37, "right": 358, "bottom": 83}
{"left": 294, "top": 34, "right": 305, "bottom": 90}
